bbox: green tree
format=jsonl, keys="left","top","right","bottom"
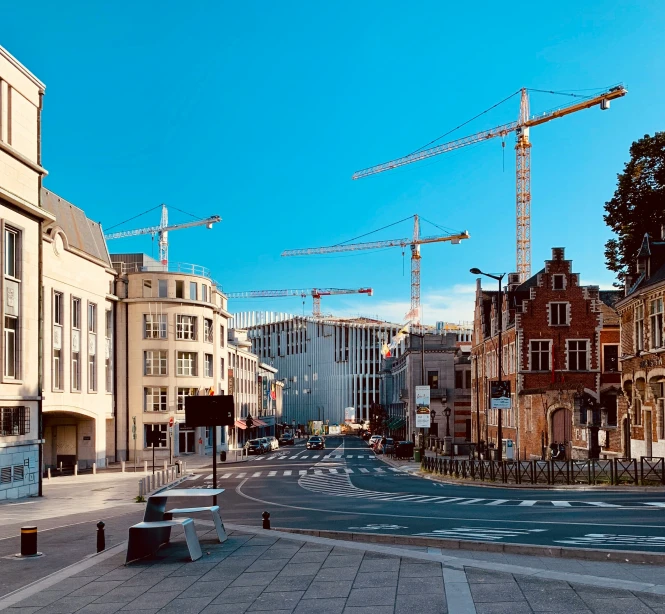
{"left": 604, "top": 132, "right": 665, "bottom": 286}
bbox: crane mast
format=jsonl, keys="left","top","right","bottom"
{"left": 352, "top": 85, "right": 627, "bottom": 281}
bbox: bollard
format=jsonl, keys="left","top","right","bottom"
{"left": 121, "top": 460, "right": 126, "bottom": 473}
{"left": 262, "top": 511, "right": 271, "bottom": 530}
{"left": 20, "top": 526, "right": 38, "bottom": 556}
{"left": 74, "top": 463, "right": 78, "bottom": 477}
{"left": 183, "top": 461, "right": 187, "bottom": 474}
{"left": 139, "top": 480, "right": 144, "bottom": 497}
{"left": 161, "top": 470, "right": 166, "bottom": 485}
{"left": 59, "top": 461, "right": 63, "bottom": 473}
{"left": 92, "top": 462, "right": 97, "bottom": 475}
{"left": 143, "top": 460, "right": 148, "bottom": 473}
{"left": 47, "top": 468, "right": 51, "bottom": 480}
{"left": 163, "top": 460, "right": 168, "bottom": 471}
{"left": 177, "top": 460, "right": 182, "bottom": 475}
{"left": 96, "top": 521, "right": 105, "bottom": 553}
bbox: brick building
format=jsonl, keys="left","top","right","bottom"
{"left": 471, "top": 247, "right": 621, "bottom": 460}
{"left": 616, "top": 229, "right": 665, "bottom": 459}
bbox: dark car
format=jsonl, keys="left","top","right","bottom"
{"left": 394, "top": 441, "right": 415, "bottom": 459}
{"left": 361, "top": 430, "right": 372, "bottom": 441}
{"left": 306, "top": 436, "right": 325, "bottom": 450}
{"left": 245, "top": 439, "right": 264, "bottom": 455}
{"left": 377, "top": 437, "right": 394, "bottom": 455}
{"left": 279, "top": 433, "right": 295, "bottom": 446}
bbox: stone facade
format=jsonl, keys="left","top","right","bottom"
{"left": 471, "top": 248, "right": 622, "bottom": 460}
{"left": 0, "top": 45, "right": 51, "bottom": 499}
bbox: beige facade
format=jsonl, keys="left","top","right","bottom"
{"left": 0, "top": 45, "right": 51, "bottom": 499}
{"left": 41, "top": 189, "right": 117, "bottom": 470}
{"left": 228, "top": 329, "right": 260, "bottom": 447}
{"left": 113, "top": 255, "right": 232, "bottom": 462}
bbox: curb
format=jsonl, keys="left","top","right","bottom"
{"left": 274, "top": 527, "right": 665, "bottom": 566}
{"left": 379, "top": 455, "right": 665, "bottom": 492}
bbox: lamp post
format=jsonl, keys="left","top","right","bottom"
{"left": 443, "top": 405, "right": 452, "bottom": 457}
{"left": 470, "top": 268, "right": 506, "bottom": 462}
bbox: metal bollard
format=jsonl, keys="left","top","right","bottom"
{"left": 262, "top": 511, "right": 271, "bottom": 530}
{"left": 96, "top": 521, "right": 105, "bottom": 553}
{"left": 163, "top": 460, "right": 168, "bottom": 471}
{"left": 20, "top": 526, "right": 38, "bottom": 556}
{"left": 143, "top": 461, "right": 148, "bottom": 473}
{"left": 59, "top": 461, "right": 63, "bottom": 473}
{"left": 121, "top": 460, "right": 126, "bottom": 473}
{"left": 47, "top": 468, "right": 51, "bottom": 480}
{"left": 92, "top": 463, "right": 97, "bottom": 475}
{"left": 74, "top": 463, "right": 78, "bottom": 477}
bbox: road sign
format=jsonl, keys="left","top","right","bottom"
{"left": 415, "top": 385, "right": 431, "bottom": 428}
{"left": 491, "top": 381, "right": 512, "bottom": 409}
{"left": 169, "top": 416, "right": 174, "bottom": 427}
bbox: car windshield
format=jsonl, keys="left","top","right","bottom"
{"left": 309, "top": 437, "right": 322, "bottom": 441}
{"left": 386, "top": 439, "right": 393, "bottom": 444}
{"left": 249, "top": 439, "right": 260, "bottom": 445}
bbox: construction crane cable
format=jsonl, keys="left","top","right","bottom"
{"left": 405, "top": 90, "right": 521, "bottom": 157}
{"left": 168, "top": 206, "right": 206, "bottom": 222}
{"left": 333, "top": 215, "right": 414, "bottom": 246}
{"left": 419, "top": 215, "right": 463, "bottom": 237}
{"left": 105, "top": 204, "right": 162, "bottom": 231}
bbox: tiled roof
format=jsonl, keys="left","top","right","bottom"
{"left": 41, "top": 188, "right": 111, "bottom": 266}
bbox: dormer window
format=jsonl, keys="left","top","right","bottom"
{"left": 553, "top": 275, "right": 565, "bottom": 290}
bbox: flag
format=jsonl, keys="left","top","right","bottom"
{"left": 382, "top": 343, "right": 391, "bottom": 358}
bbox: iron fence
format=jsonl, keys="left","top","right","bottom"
{"left": 420, "top": 455, "right": 665, "bottom": 486}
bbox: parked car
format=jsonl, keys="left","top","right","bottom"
{"left": 376, "top": 437, "right": 395, "bottom": 455}
{"left": 267, "top": 436, "right": 279, "bottom": 451}
{"left": 361, "top": 430, "right": 372, "bottom": 441}
{"left": 279, "top": 432, "right": 295, "bottom": 446}
{"left": 368, "top": 435, "right": 382, "bottom": 449}
{"left": 245, "top": 439, "right": 264, "bottom": 455}
{"left": 259, "top": 437, "right": 270, "bottom": 453}
{"left": 306, "top": 436, "right": 325, "bottom": 450}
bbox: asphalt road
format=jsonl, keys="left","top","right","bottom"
{"left": 178, "top": 435, "right": 665, "bottom": 553}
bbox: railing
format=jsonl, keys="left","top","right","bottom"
{"left": 112, "top": 261, "right": 211, "bottom": 278}
{"left": 420, "top": 456, "right": 665, "bottom": 486}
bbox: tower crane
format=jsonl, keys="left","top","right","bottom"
{"left": 352, "top": 85, "right": 627, "bottom": 282}
{"left": 226, "top": 287, "right": 373, "bottom": 317}
{"left": 104, "top": 204, "right": 221, "bottom": 267}
{"left": 281, "top": 215, "right": 469, "bottom": 324}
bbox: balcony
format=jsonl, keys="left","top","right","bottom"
{"left": 113, "top": 260, "right": 211, "bottom": 278}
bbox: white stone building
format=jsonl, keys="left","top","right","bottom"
{"left": 232, "top": 312, "right": 403, "bottom": 426}
{"left": 41, "top": 188, "right": 117, "bottom": 470}
{"left": 0, "top": 45, "right": 51, "bottom": 499}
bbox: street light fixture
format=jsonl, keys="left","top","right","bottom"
{"left": 470, "top": 267, "right": 506, "bottom": 461}
{"left": 444, "top": 406, "right": 451, "bottom": 437}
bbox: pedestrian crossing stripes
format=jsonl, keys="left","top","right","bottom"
{"left": 248, "top": 453, "right": 376, "bottom": 461}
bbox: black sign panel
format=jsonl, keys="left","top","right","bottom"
{"left": 146, "top": 425, "right": 166, "bottom": 447}
{"left": 185, "top": 395, "right": 235, "bottom": 428}
{"left": 490, "top": 381, "right": 511, "bottom": 409}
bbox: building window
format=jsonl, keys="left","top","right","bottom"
{"left": 176, "top": 351, "right": 197, "bottom": 376}
{"left": 530, "top": 340, "right": 550, "bottom": 371}
{"left": 144, "top": 387, "right": 167, "bottom": 412}
{"left": 175, "top": 280, "right": 184, "bottom": 299}
{"left": 568, "top": 340, "right": 588, "bottom": 371}
{"left": 204, "top": 319, "right": 213, "bottom": 343}
{"left": 550, "top": 302, "right": 568, "bottom": 326}
{"left": 177, "top": 387, "right": 198, "bottom": 412}
{"left": 4, "top": 228, "right": 18, "bottom": 278}
{"left": 202, "top": 285, "right": 208, "bottom": 302}
{"left": 4, "top": 317, "right": 17, "bottom": 379}
{"left": 633, "top": 397, "right": 642, "bottom": 426}
{"left": 607, "top": 399, "right": 618, "bottom": 427}
{"left": 205, "top": 353, "right": 213, "bottom": 378}
{"left": 144, "top": 314, "right": 167, "bottom": 339}
{"left": 635, "top": 304, "right": 644, "bottom": 352}
{"left": 105, "top": 309, "right": 113, "bottom": 392}
{"left": 189, "top": 282, "right": 197, "bottom": 300}
{"left": 88, "top": 302, "right": 97, "bottom": 392}
{"left": 143, "top": 279, "right": 152, "bottom": 298}
{"left": 88, "top": 303, "right": 97, "bottom": 333}
{"left": 651, "top": 298, "right": 663, "bottom": 349}
{"left": 158, "top": 279, "right": 167, "bottom": 298}
{"left": 144, "top": 350, "right": 168, "bottom": 375}
{"left": 553, "top": 274, "right": 565, "bottom": 290}
{"left": 53, "top": 292, "right": 63, "bottom": 390}
{"left": 455, "top": 369, "right": 463, "bottom": 389}
{"left": 0, "top": 407, "right": 29, "bottom": 436}
{"left": 220, "top": 324, "right": 225, "bottom": 347}
{"left": 71, "top": 298, "right": 81, "bottom": 391}
{"left": 603, "top": 345, "right": 619, "bottom": 373}
{"left": 144, "top": 424, "right": 167, "bottom": 447}
{"left": 176, "top": 315, "right": 197, "bottom": 340}
{"left": 88, "top": 353, "right": 97, "bottom": 391}
{"left": 220, "top": 356, "right": 225, "bottom": 378}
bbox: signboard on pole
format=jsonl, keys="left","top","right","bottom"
{"left": 415, "top": 385, "right": 431, "bottom": 428}
{"left": 490, "top": 381, "right": 512, "bottom": 409}
{"left": 344, "top": 407, "right": 355, "bottom": 424}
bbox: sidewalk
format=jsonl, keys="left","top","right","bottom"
{"left": 2, "top": 522, "right": 665, "bottom": 614}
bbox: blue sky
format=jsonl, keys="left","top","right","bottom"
{"left": 5, "top": 1, "right": 664, "bottom": 323}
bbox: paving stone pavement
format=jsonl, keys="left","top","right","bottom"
{"left": 2, "top": 527, "right": 665, "bottom": 614}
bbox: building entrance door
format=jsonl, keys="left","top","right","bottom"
{"left": 56, "top": 425, "right": 77, "bottom": 467}
{"left": 178, "top": 427, "right": 195, "bottom": 454}
{"left": 551, "top": 408, "right": 571, "bottom": 459}
{"left": 645, "top": 411, "right": 653, "bottom": 457}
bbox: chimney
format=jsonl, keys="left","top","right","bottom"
{"left": 551, "top": 247, "right": 565, "bottom": 261}
{"left": 507, "top": 273, "right": 521, "bottom": 292}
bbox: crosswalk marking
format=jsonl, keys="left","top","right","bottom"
{"left": 375, "top": 468, "right": 385, "bottom": 473}
{"left": 329, "top": 468, "right": 339, "bottom": 474}
{"left": 552, "top": 501, "right": 571, "bottom": 507}
{"left": 289, "top": 455, "right": 299, "bottom": 459}
{"left": 268, "top": 471, "right": 277, "bottom": 477}
{"left": 359, "top": 468, "right": 370, "bottom": 473}
{"left": 284, "top": 470, "right": 292, "bottom": 476}
{"left": 644, "top": 502, "right": 665, "bottom": 507}
{"left": 204, "top": 474, "right": 213, "bottom": 480}
{"left": 435, "top": 497, "right": 466, "bottom": 504}
{"left": 299, "top": 470, "right": 307, "bottom": 475}
{"left": 221, "top": 473, "right": 231, "bottom": 479}
{"left": 519, "top": 500, "right": 538, "bottom": 506}
{"left": 236, "top": 473, "right": 246, "bottom": 478}
{"left": 312, "top": 455, "right": 320, "bottom": 459}
{"left": 487, "top": 499, "right": 509, "bottom": 506}
{"left": 459, "top": 498, "right": 485, "bottom": 505}
{"left": 301, "top": 455, "right": 309, "bottom": 459}
{"left": 344, "top": 468, "right": 354, "bottom": 474}
{"left": 252, "top": 471, "right": 262, "bottom": 477}
{"left": 586, "top": 502, "right": 620, "bottom": 507}
{"left": 347, "top": 455, "right": 353, "bottom": 458}
{"left": 314, "top": 469, "right": 323, "bottom": 475}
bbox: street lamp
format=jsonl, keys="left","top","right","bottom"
{"left": 444, "top": 406, "right": 451, "bottom": 437}
{"left": 470, "top": 267, "right": 506, "bottom": 462}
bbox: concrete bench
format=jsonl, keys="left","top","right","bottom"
{"left": 126, "top": 518, "right": 202, "bottom": 564}
{"left": 166, "top": 505, "right": 227, "bottom": 543}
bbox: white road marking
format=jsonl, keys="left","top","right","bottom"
{"left": 487, "top": 500, "right": 509, "bottom": 506}
{"left": 374, "top": 468, "right": 385, "bottom": 473}
{"left": 518, "top": 500, "right": 538, "bottom": 506}
{"left": 586, "top": 502, "right": 621, "bottom": 507}
{"left": 236, "top": 473, "right": 246, "bottom": 478}
{"left": 329, "top": 469, "right": 339, "bottom": 474}
{"left": 268, "top": 471, "right": 276, "bottom": 477}
{"left": 359, "top": 468, "right": 370, "bottom": 473}
{"left": 644, "top": 502, "right": 665, "bottom": 507}
{"left": 289, "top": 455, "right": 300, "bottom": 459}
{"left": 458, "top": 499, "right": 485, "bottom": 505}
{"left": 204, "top": 474, "right": 213, "bottom": 480}
{"left": 284, "top": 470, "right": 292, "bottom": 476}
{"left": 221, "top": 473, "right": 231, "bottom": 479}
{"left": 344, "top": 469, "right": 354, "bottom": 474}
{"left": 252, "top": 472, "right": 262, "bottom": 477}
{"left": 435, "top": 498, "right": 466, "bottom": 504}
{"left": 552, "top": 501, "right": 572, "bottom": 507}
{"left": 299, "top": 470, "right": 307, "bottom": 475}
